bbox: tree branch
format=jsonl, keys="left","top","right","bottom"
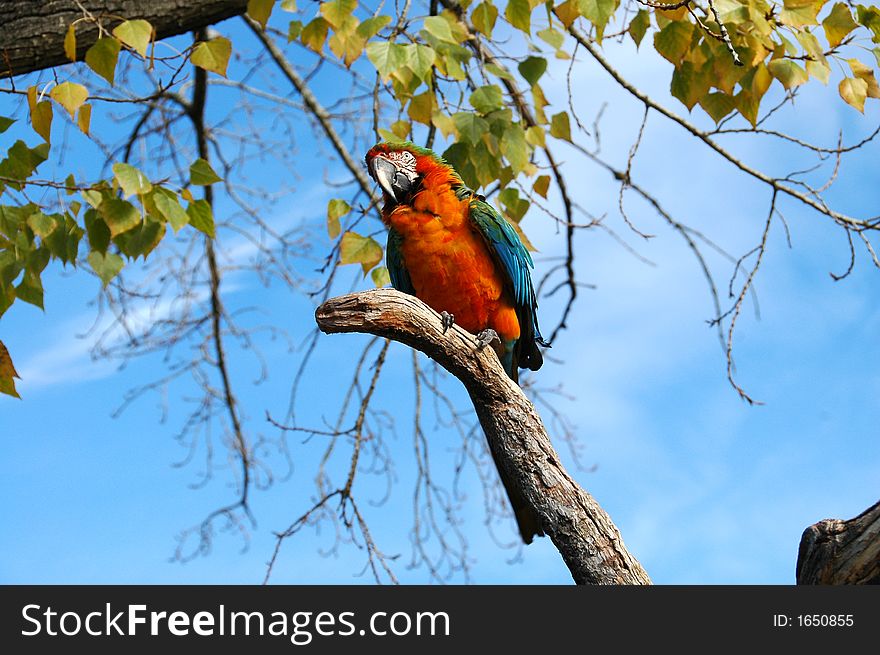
{"left": 315, "top": 289, "right": 652, "bottom": 585}
{"left": 0, "top": 0, "right": 249, "bottom": 79}
{"left": 796, "top": 499, "right": 880, "bottom": 585}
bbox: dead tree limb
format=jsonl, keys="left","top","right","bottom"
{"left": 0, "top": 0, "right": 248, "bottom": 79}
{"left": 796, "top": 499, "right": 880, "bottom": 584}
{"left": 315, "top": 288, "right": 651, "bottom": 585}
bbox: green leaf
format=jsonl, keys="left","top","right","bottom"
{"left": 0, "top": 116, "right": 13, "bottom": 133}
{"left": 357, "top": 15, "right": 392, "bottom": 39}
{"left": 0, "top": 140, "right": 49, "bottom": 183}
{"left": 405, "top": 44, "right": 436, "bottom": 81}
{"left": 327, "top": 198, "right": 351, "bottom": 239}
{"left": 779, "top": 0, "right": 822, "bottom": 28}
{"left": 114, "top": 215, "right": 165, "bottom": 260}
{"left": 501, "top": 124, "right": 529, "bottom": 173}
{"left": 654, "top": 20, "right": 694, "bottom": 65}
{"left": 452, "top": 112, "right": 489, "bottom": 144}
{"left": 320, "top": 0, "right": 357, "bottom": 29}
{"left": 84, "top": 208, "right": 111, "bottom": 253}
{"left": 537, "top": 27, "right": 565, "bottom": 50}
{"left": 525, "top": 125, "right": 546, "bottom": 147}
{"left": 15, "top": 268, "right": 44, "bottom": 309}
{"left": 187, "top": 199, "right": 216, "bottom": 237}
{"left": 247, "top": 0, "right": 275, "bottom": 29}
{"left": 550, "top": 111, "right": 571, "bottom": 141}
{"left": 44, "top": 214, "right": 83, "bottom": 264}
{"left": 628, "top": 10, "right": 651, "bottom": 48}
{"left": 189, "top": 158, "right": 222, "bottom": 185}
{"left": 518, "top": 56, "right": 547, "bottom": 87}
{"left": 85, "top": 37, "right": 121, "bottom": 85}
{"left": 858, "top": 5, "right": 880, "bottom": 43}
{"left": 424, "top": 15, "right": 457, "bottom": 43}
{"left": 339, "top": 231, "right": 383, "bottom": 275}
{"left": 767, "top": 59, "right": 808, "bottom": 90}
{"left": 112, "top": 162, "right": 152, "bottom": 197}
{"left": 98, "top": 198, "right": 141, "bottom": 236}
{"left": 498, "top": 187, "right": 529, "bottom": 223}
{"left": 151, "top": 189, "right": 189, "bottom": 232}
{"left": 371, "top": 265, "right": 391, "bottom": 288}
{"left": 366, "top": 41, "right": 409, "bottom": 79}
{"left": 699, "top": 92, "right": 737, "bottom": 123}
{"left": 190, "top": 37, "right": 232, "bottom": 77}
{"left": 281, "top": 0, "right": 298, "bottom": 11}
{"left": 287, "top": 20, "right": 303, "bottom": 41}
{"left": 27, "top": 211, "right": 58, "bottom": 238}
{"left": 0, "top": 340, "right": 20, "bottom": 398}
{"left": 472, "top": 2, "right": 499, "bottom": 37}
{"left": 578, "top": 0, "right": 618, "bottom": 38}
{"left": 470, "top": 84, "right": 504, "bottom": 114}
{"left": 88, "top": 250, "right": 124, "bottom": 287}
{"left": 302, "top": 17, "right": 330, "bottom": 52}
{"left": 112, "top": 19, "right": 153, "bottom": 57}
{"left": 505, "top": 0, "right": 531, "bottom": 35}
{"left": 823, "top": 3, "right": 858, "bottom": 48}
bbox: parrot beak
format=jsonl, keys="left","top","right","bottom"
{"left": 368, "top": 155, "right": 414, "bottom": 203}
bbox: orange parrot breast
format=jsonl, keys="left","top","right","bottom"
{"left": 383, "top": 169, "right": 520, "bottom": 343}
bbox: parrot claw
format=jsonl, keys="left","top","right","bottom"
{"left": 475, "top": 328, "right": 501, "bottom": 351}
{"left": 440, "top": 311, "right": 455, "bottom": 334}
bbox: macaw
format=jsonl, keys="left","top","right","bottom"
{"left": 365, "top": 141, "right": 548, "bottom": 543}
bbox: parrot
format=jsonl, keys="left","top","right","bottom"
{"left": 364, "top": 141, "right": 548, "bottom": 544}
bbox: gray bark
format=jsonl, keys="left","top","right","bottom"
{"left": 0, "top": 0, "right": 248, "bottom": 78}
{"left": 316, "top": 289, "right": 652, "bottom": 585}
{"left": 797, "top": 499, "right": 880, "bottom": 584}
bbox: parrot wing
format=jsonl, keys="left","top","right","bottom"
{"left": 467, "top": 196, "right": 546, "bottom": 372}
{"left": 386, "top": 227, "right": 416, "bottom": 295}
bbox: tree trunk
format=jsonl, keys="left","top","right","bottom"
{"left": 315, "top": 289, "right": 651, "bottom": 585}
{"left": 0, "top": 0, "right": 248, "bottom": 79}
{"left": 796, "top": 499, "right": 880, "bottom": 584}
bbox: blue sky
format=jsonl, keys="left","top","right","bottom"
{"left": 1, "top": 9, "right": 878, "bottom": 584}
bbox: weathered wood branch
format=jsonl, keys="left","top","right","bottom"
{"left": 0, "top": 0, "right": 248, "bottom": 79}
{"left": 796, "top": 499, "right": 880, "bottom": 584}
{"left": 315, "top": 289, "right": 651, "bottom": 585}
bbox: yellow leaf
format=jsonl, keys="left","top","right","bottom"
{"left": 77, "top": 103, "right": 92, "bottom": 135}
{"left": 339, "top": 231, "right": 383, "bottom": 275}
{"left": 112, "top": 19, "right": 153, "bottom": 57}
{"left": 64, "top": 24, "right": 77, "bottom": 61}
{"left": 847, "top": 59, "right": 880, "bottom": 99}
{"left": 247, "top": 0, "right": 275, "bottom": 30}
{"left": 30, "top": 97, "right": 53, "bottom": 143}
{"left": 839, "top": 77, "right": 868, "bottom": 112}
{"left": 50, "top": 82, "right": 89, "bottom": 118}
{"left": 190, "top": 37, "right": 232, "bottom": 77}
{"left": 533, "top": 175, "right": 550, "bottom": 198}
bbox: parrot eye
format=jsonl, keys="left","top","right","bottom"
{"left": 386, "top": 150, "right": 418, "bottom": 182}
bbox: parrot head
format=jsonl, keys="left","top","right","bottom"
{"left": 365, "top": 142, "right": 422, "bottom": 204}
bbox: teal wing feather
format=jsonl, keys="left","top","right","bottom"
{"left": 467, "top": 196, "right": 546, "bottom": 373}
{"left": 386, "top": 227, "right": 415, "bottom": 295}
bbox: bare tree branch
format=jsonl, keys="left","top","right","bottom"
{"left": 315, "top": 289, "right": 652, "bottom": 585}
{"left": 797, "top": 499, "right": 880, "bottom": 585}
